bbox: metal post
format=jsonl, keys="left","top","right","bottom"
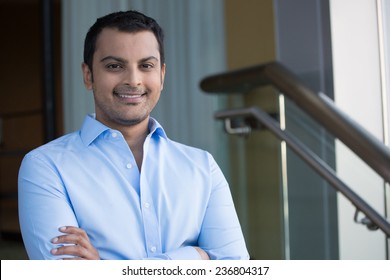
{"left": 42, "top": 0, "right": 56, "bottom": 142}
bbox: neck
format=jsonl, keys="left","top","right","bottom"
{"left": 111, "top": 117, "right": 150, "bottom": 171}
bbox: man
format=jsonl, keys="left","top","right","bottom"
{"left": 18, "top": 10, "right": 248, "bottom": 260}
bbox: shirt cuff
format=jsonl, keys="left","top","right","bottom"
{"left": 145, "top": 246, "right": 203, "bottom": 260}
{"left": 165, "top": 246, "right": 202, "bottom": 260}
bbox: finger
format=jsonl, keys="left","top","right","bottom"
{"left": 51, "top": 236, "right": 100, "bottom": 259}
{"left": 51, "top": 234, "right": 84, "bottom": 246}
{"left": 52, "top": 236, "right": 96, "bottom": 257}
{"left": 51, "top": 244, "right": 88, "bottom": 258}
{"left": 52, "top": 244, "right": 99, "bottom": 260}
{"left": 59, "top": 226, "right": 89, "bottom": 238}
{"left": 58, "top": 227, "right": 92, "bottom": 246}
{"left": 52, "top": 231, "right": 91, "bottom": 249}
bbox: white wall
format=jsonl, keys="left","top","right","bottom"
{"left": 330, "top": 0, "right": 388, "bottom": 259}
{"left": 381, "top": 2, "right": 390, "bottom": 249}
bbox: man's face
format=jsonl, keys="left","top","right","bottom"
{"left": 82, "top": 28, "right": 165, "bottom": 128}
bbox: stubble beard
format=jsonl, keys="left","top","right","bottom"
{"left": 95, "top": 101, "right": 150, "bottom": 128}
{"left": 113, "top": 112, "right": 148, "bottom": 127}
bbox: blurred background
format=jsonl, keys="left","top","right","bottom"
{"left": 0, "top": 0, "right": 389, "bottom": 260}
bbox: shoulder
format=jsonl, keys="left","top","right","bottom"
{"left": 23, "top": 131, "right": 82, "bottom": 162}
{"left": 162, "top": 137, "right": 217, "bottom": 168}
{"left": 150, "top": 118, "right": 217, "bottom": 167}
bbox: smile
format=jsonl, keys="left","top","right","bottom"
{"left": 117, "top": 94, "right": 144, "bottom": 98}
{"left": 114, "top": 91, "right": 146, "bottom": 104}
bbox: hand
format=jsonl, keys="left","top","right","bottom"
{"left": 194, "top": 246, "right": 210, "bottom": 260}
{"left": 51, "top": 226, "right": 100, "bottom": 260}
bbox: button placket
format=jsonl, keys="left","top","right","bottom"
{"left": 135, "top": 134, "right": 161, "bottom": 257}
{"left": 109, "top": 130, "right": 139, "bottom": 194}
{"left": 141, "top": 197, "right": 160, "bottom": 256}
{"left": 140, "top": 162, "right": 161, "bottom": 256}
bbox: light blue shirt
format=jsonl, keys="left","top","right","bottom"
{"left": 18, "top": 115, "right": 249, "bottom": 260}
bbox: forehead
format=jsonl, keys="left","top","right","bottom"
{"left": 94, "top": 28, "right": 160, "bottom": 60}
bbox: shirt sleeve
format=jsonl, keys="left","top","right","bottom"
{"left": 197, "top": 153, "right": 250, "bottom": 260}
{"left": 18, "top": 153, "right": 79, "bottom": 260}
{"left": 144, "top": 246, "right": 202, "bottom": 260}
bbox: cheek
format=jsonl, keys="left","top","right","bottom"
{"left": 92, "top": 82, "right": 112, "bottom": 101}
{"left": 148, "top": 74, "right": 164, "bottom": 90}
{"left": 91, "top": 73, "right": 117, "bottom": 92}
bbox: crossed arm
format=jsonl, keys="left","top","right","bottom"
{"left": 19, "top": 153, "right": 247, "bottom": 260}
{"left": 51, "top": 226, "right": 209, "bottom": 260}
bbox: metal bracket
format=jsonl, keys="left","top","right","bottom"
{"left": 224, "top": 118, "right": 251, "bottom": 136}
{"left": 354, "top": 209, "right": 379, "bottom": 231}
{"left": 218, "top": 110, "right": 278, "bottom": 137}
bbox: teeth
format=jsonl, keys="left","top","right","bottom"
{"left": 118, "top": 94, "right": 142, "bottom": 98}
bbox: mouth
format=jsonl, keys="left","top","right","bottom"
{"left": 117, "top": 93, "right": 144, "bottom": 98}
{"left": 114, "top": 90, "right": 147, "bottom": 103}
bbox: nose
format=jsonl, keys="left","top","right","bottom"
{"left": 123, "top": 67, "right": 142, "bottom": 87}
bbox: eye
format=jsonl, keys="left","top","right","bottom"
{"left": 140, "top": 63, "right": 154, "bottom": 70}
{"left": 106, "top": 63, "right": 123, "bottom": 71}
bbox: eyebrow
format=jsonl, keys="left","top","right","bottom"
{"left": 140, "top": 56, "right": 159, "bottom": 63}
{"left": 100, "top": 55, "right": 159, "bottom": 64}
{"left": 100, "top": 56, "right": 128, "bottom": 64}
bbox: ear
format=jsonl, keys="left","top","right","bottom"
{"left": 160, "top": 63, "right": 166, "bottom": 91}
{"left": 81, "top": 63, "right": 93, "bottom": 90}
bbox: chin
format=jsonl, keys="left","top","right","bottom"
{"left": 116, "top": 115, "right": 148, "bottom": 126}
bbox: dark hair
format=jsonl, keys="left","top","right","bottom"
{"left": 83, "top": 10, "right": 165, "bottom": 71}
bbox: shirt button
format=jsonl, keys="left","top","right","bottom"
{"left": 150, "top": 246, "right": 157, "bottom": 253}
{"left": 144, "top": 202, "right": 150, "bottom": 209}
{"left": 111, "top": 132, "right": 118, "bottom": 138}
{"left": 126, "top": 163, "right": 132, "bottom": 169}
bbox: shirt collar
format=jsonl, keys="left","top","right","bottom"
{"left": 80, "top": 114, "right": 168, "bottom": 146}
{"left": 80, "top": 114, "right": 110, "bottom": 146}
{"left": 148, "top": 117, "right": 168, "bottom": 139}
